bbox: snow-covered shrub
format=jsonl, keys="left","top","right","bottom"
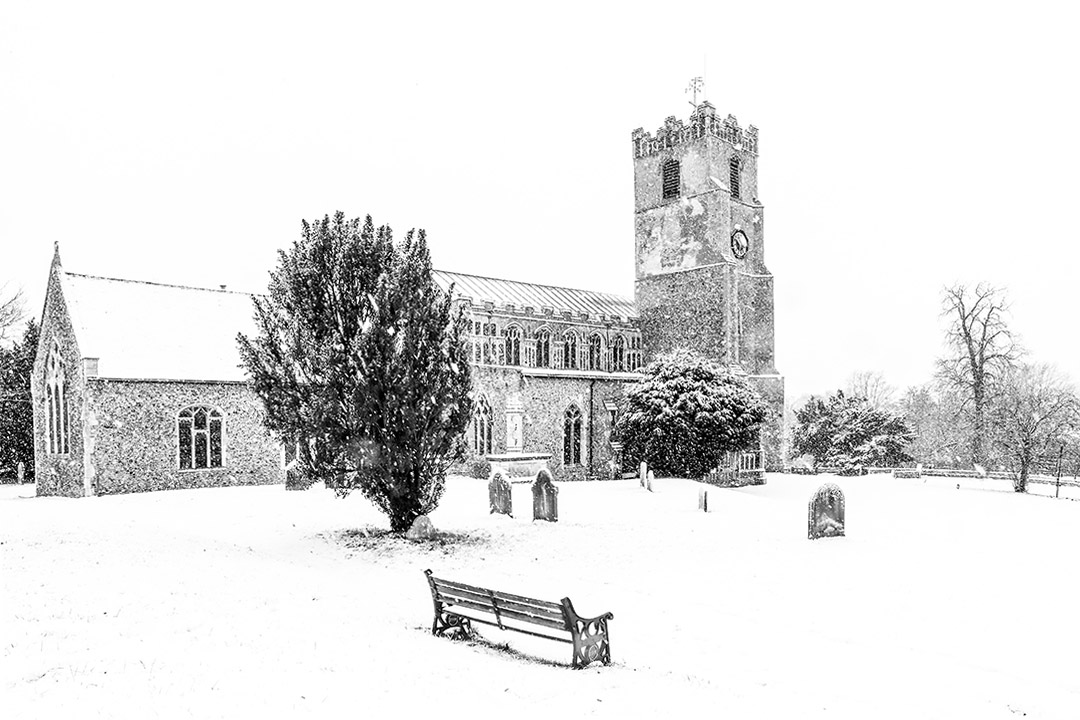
{"left": 614, "top": 349, "right": 766, "bottom": 478}
{"left": 793, "top": 391, "right": 913, "bottom": 469}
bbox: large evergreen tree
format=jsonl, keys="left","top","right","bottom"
{"left": 792, "top": 390, "right": 913, "bottom": 470}
{"left": 0, "top": 320, "right": 38, "bottom": 482}
{"left": 237, "top": 212, "right": 472, "bottom": 532}
{"left": 615, "top": 349, "right": 766, "bottom": 478}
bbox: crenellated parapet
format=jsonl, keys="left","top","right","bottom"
{"left": 631, "top": 101, "right": 758, "bottom": 158}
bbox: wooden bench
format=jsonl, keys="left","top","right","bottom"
{"left": 424, "top": 569, "right": 614, "bottom": 669}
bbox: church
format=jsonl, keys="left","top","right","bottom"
{"left": 32, "top": 101, "right": 784, "bottom": 497}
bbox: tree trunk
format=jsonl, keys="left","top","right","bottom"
{"left": 972, "top": 383, "right": 985, "bottom": 467}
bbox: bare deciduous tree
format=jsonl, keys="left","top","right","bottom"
{"left": 937, "top": 283, "right": 1022, "bottom": 466}
{"left": 846, "top": 370, "right": 895, "bottom": 410}
{"left": 0, "top": 285, "right": 25, "bottom": 345}
{"left": 993, "top": 364, "right": 1078, "bottom": 492}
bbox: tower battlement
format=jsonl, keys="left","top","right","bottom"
{"left": 631, "top": 101, "right": 758, "bottom": 159}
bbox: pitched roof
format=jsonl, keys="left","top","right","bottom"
{"left": 58, "top": 269, "right": 638, "bottom": 382}
{"left": 433, "top": 270, "right": 637, "bottom": 320}
{"left": 61, "top": 273, "right": 258, "bottom": 382}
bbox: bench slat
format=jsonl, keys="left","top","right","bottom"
{"left": 447, "top": 613, "right": 573, "bottom": 644}
{"left": 433, "top": 577, "right": 563, "bottom": 612}
{"left": 439, "top": 596, "right": 570, "bottom": 632}
{"left": 434, "top": 585, "right": 565, "bottom": 622}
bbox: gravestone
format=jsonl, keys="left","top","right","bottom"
{"left": 698, "top": 487, "right": 708, "bottom": 512}
{"left": 808, "top": 483, "right": 845, "bottom": 539}
{"left": 646, "top": 470, "right": 654, "bottom": 493}
{"left": 407, "top": 515, "right": 436, "bottom": 540}
{"left": 532, "top": 469, "right": 558, "bottom": 522}
{"left": 639, "top": 461, "right": 647, "bottom": 487}
{"left": 17, "top": 461, "right": 25, "bottom": 483}
{"left": 488, "top": 469, "right": 512, "bottom": 516}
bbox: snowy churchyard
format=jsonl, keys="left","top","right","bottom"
{"left": 4, "top": 472, "right": 1080, "bottom": 719}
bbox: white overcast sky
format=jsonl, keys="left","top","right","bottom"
{"left": 2, "top": 1, "right": 1078, "bottom": 404}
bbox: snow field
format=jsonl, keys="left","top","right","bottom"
{"left": 3, "top": 473, "right": 1079, "bottom": 719}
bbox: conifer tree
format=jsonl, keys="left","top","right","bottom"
{"left": 0, "top": 320, "right": 38, "bottom": 482}
{"left": 238, "top": 212, "right": 472, "bottom": 532}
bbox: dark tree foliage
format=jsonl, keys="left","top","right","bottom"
{"left": 237, "top": 212, "right": 472, "bottom": 532}
{"left": 0, "top": 320, "right": 38, "bottom": 482}
{"left": 615, "top": 349, "right": 766, "bottom": 478}
{"left": 792, "top": 390, "right": 913, "bottom": 469}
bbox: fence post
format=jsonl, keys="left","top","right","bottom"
{"left": 1055, "top": 444, "right": 1064, "bottom": 499}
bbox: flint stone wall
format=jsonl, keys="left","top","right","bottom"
{"left": 85, "top": 380, "right": 283, "bottom": 495}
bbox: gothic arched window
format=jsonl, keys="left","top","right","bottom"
{"left": 587, "top": 334, "right": 603, "bottom": 371}
{"left": 729, "top": 156, "right": 741, "bottom": 200}
{"left": 611, "top": 335, "right": 626, "bottom": 372}
{"left": 45, "top": 344, "right": 69, "bottom": 455}
{"left": 662, "top": 158, "right": 680, "bottom": 200}
{"left": 178, "top": 406, "right": 224, "bottom": 470}
{"left": 472, "top": 395, "right": 493, "bottom": 456}
{"left": 504, "top": 326, "right": 521, "bottom": 366}
{"left": 535, "top": 328, "right": 551, "bottom": 368}
{"left": 563, "top": 404, "right": 582, "bottom": 466}
{"left": 563, "top": 331, "right": 578, "bottom": 370}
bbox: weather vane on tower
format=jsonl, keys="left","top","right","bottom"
{"left": 686, "top": 76, "right": 704, "bottom": 109}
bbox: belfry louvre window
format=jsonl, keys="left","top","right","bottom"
{"left": 45, "top": 344, "right": 69, "bottom": 455}
{"left": 729, "top": 157, "right": 741, "bottom": 199}
{"left": 662, "top": 159, "right": 680, "bottom": 200}
{"left": 178, "top": 406, "right": 224, "bottom": 470}
{"left": 564, "top": 405, "right": 582, "bottom": 466}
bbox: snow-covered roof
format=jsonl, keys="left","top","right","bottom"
{"left": 57, "top": 268, "right": 638, "bottom": 382}
{"left": 61, "top": 273, "right": 258, "bottom": 382}
{"left": 434, "top": 270, "right": 637, "bottom": 321}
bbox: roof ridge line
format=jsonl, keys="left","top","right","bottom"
{"left": 65, "top": 272, "right": 256, "bottom": 296}
{"left": 434, "top": 268, "right": 631, "bottom": 300}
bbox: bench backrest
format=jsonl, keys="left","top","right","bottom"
{"left": 427, "top": 573, "right": 568, "bottom": 632}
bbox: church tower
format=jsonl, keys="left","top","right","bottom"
{"left": 631, "top": 101, "right": 784, "bottom": 469}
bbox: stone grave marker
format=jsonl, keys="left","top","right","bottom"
{"left": 639, "top": 461, "right": 647, "bottom": 487}
{"left": 808, "top": 483, "right": 845, "bottom": 539}
{"left": 407, "top": 515, "right": 436, "bottom": 540}
{"left": 488, "top": 469, "right": 513, "bottom": 517}
{"left": 17, "top": 461, "right": 25, "bottom": 483}
{"left": 532, "top": 468, "right": 558, "bottom": 522}
{"left": 698, "top": 487, "right": 709, "bottom": 512}
{"left": 646, "top": 470, "right": 654, "bottom": 493}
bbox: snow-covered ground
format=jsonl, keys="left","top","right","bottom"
{"left": 3, "top": 473, "right": 1079, "bottom": 719}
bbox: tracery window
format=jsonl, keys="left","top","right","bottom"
{"left": 629, "top": 335, "right": 643, "bottom": 371}
{"left": 178, "top": 406, "right": 224, "bottom": 470}
{"left": 611, "top": 336, "right": 626, "bottom": 372}
{"left": 729, "top": 156, "right": 741, "bottom": 200}
{"left": 45, "top": 344, "right": 69, "bottom": 455}
{"left": 563, "top": 404, "right": 582, "bottom": 466}
{"left": 563, "top": 331, "right": 578, "bottom": 370}
{"left": 662, "top": 158, "right": 680, "bottom": 200}
{"left": 472, "top": 395, "right": 493, "bottom": 456}
{"left": 587, "top": 334, "right": 603, "bottom": 371}
{"left": 535, "top": 328, "right": 551, "bottom": 369}
{"left": 504, "top": 326, "right": 521, "bottom": 366}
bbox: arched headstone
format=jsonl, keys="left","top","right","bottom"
{"left": 808, "top": 483, "right": 845, "bottom": 539}
{"left": 532, "top": 468, "right": 558, "bottom": 522}
{"left": 646, "top": 470, "right": 654, "bottom": 493}
{"left": 17, "top": 461, "right": 25, "bottom": 483}
{"left": 488, "top": 469, "right": 513, "bottom": 517}
{"left": 639, "top": 461, "right": 647, "bottom": 487}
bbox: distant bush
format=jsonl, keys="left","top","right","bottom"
{"left": 469, "top": 458, "right": 492, "bottom": 479}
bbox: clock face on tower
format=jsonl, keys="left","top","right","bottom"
{"left": 730, "top": 230, "right": 749, "bottom": 259}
